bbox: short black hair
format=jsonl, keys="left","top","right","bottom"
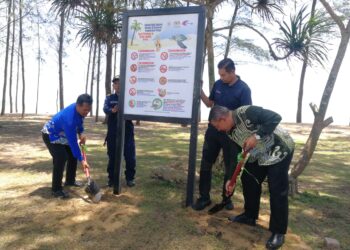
{"left": 217, "top": 58, "right": 235, "bottom": 72}
{"left": 76, "top": 94, "right": 93, "bottom": 105}
{"left": 112, "top": 77, "right": 120, "bottom": 83}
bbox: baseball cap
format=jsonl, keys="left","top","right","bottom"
{"left": 112, "top": 76, "right": 120, "bottom": 83}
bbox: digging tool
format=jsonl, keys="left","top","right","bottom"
{"left": 208, "top": 151, "right": 250, "bottom": 215}
{"left": 81, "top": 145, "right": 102, "bottom": 203}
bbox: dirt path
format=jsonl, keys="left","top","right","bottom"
{"left": 1, "top": 115, "right": 338, "bottom": 249}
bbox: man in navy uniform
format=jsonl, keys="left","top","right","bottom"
{"left": 103, "top": 76, "right": 136, "bottom": 187}
{"left": 192, "top": 58, "right": 252, "bottom": 211}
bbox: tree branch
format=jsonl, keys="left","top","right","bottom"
{"left": 319, "top": 0, "right": 345, "bottom": 32}
{"left": 240, "top": 0, "right": 254, "bottom": 9}
{"left": 309, "top": 102, "right": 319, "bottom": 116}
{"left": 214, "top": 22, "right": 292, "bottom": 60}
{"left": 322, "top": 117, "right": 333, "bottom": 129}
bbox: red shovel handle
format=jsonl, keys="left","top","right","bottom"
{"left": 226, "top": 151, "right": 250, "bottom": 196}
{"left": 81, "top": 145, "right": 90, "bottom": 177}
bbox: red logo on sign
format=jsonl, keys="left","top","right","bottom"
{"left": 130, "top": 64, "right": 137, "bottom": 72}
{"left": 129, "top": 88, "right": 136, "bottom": 96}
{"left": 129, "top": 76, "right": 137, "bottom": 84}
{"left": 160, "top": 52, "right": 168, "bottom": 60}
{"left": 131, "top": 52, "right": 138, "bottom": 60}
{"left": 160, "top": 65, "right": 167, "bottom": 73}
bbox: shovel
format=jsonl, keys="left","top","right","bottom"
{"left": 208, "top": 151, "right": 250, "bottom": 215}
{"left": 81, "top": 145, "right": 102, "bottom": 203}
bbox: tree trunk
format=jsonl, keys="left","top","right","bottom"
{"left": 85, "top": 41, "right": 92, "bottom": 93}
{"left": 105, "top": 42, "right": 113, "bottom": 96}
{"left": 205, "top": 6, "right": 215, "bottom": 90}
{"left": 296, "top": 0, "right": 317, "bottom": 123}
{"left": 9, "top": 0, "right": 16, "bottom": 114}
{"left": 1, "top": 0, "right": 13, "bottom": 116}
{"left": 19, "top": 0, "right": 25, "bottom": 118}
{"left": 95, "top": 42, "right": 101, "bottom": 122}
{"left": 289, "top": 17, "right": 350, "bottom": 195}
{"left": 296, "top": 61, "right": 307, "bottom": 123}
{"left": 58, "top": 11, "right": 65, "bottom": 110}
{"left": 90, "top": 41, "right": 97, "bottom": 117}
{"left": 113, "top": 43, "right": 118, "bottom": 77}
{"left": 15, "top": 35, "right": 20, "bottom": 113}
{"left": 35, "top": 5, "right": 41, "bottom": 114}
{"left": 224, "top": 4, "right": 239, "bottom": 59}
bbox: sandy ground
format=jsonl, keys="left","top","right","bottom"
{"left": 2, "top": 115, "right": 348, "bottom": 249}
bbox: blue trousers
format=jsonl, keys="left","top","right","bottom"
{"left": 106, "top": 122, "right": 136, "bottom": 183}
{"left": 199, "top": 124, "right": 240, "bottom": 201}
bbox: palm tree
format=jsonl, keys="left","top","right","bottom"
{"left": 51, "top": 0, "right": 85, "bottom": 110}
{"left": 9, "top": 0, "right": 16, "bottom": 114}
{"left": 289, "top": 0, "right": 350, "bottom": 194}
{"left": 130, "top": 20, "right": 142, "bottom": 46}
{"left": 273, "top": 5, "right": 333, "bottom": 124}
{"left": 19, "top": 0, "right": 25, "bottom": 118}
{"left": 77, "top": 0, "right": 121, "bottom": 96}
{"left": 1, "top": 0, "right": 13, "bottom": 116}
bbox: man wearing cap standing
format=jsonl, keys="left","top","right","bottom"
{"left": 103, "top": 77, "right": 136, "bottom": 187}
{"left": 192, "top": 58, "right": 252, "bottom": 211}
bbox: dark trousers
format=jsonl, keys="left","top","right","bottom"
{"left": 42, "top": 133, "right": 78, "bottom": 192}
{"left": 199, "top": 124, "right": 240, "bottom": 201}
{"left": 107, "top": 122, "right": 136, "bottom": 183}
{"left": 241, "top": 152, "right": 293, "bottom": 234}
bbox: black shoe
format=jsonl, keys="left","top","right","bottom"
{"left": 228, "top": 213, "right": 256, "bottom": 226}
{"left": 266, "top": 233, "right": 285, "bottom": 249}
{"left": 52, "top": 190, "right": 70, "bottom": 199}
{"left": 64, "top": 181, "right": 83, "bottom": 187}
{"left": 192, "top": 198, "right": 212, "bottom": 211}
{"left": 126, "top": 180, "right": 135, "bottom": 187}
{"left": 106, "top": 180, "right": 114, "bottom": 187}
{"left": 225, "top": 200, "right": 234, "bottom": 210}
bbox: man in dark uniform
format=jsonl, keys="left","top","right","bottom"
{"left": 192, "top": 58, "right": 252, "bottom": 211}
{"left": 103, "top": 77, "right": 136, "bottom": 187}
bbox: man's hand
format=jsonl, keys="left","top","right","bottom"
{"left": 225, "top": 180, "right": 234, "bottom": 195}
{"left": 79, "top": 133, "right": 87, "bottom": 145}
{"left": 243, "top": 135, "right": 258, "bottom": 152}
{"left": 81, "top": 160, "right": 89, "bottom": 171}
{"left": 111, "top": 105, "right": 119, "bottom": 113}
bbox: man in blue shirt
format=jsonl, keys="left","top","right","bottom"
{"left": 42, "top": 94, "right": 92, "bottom": 199}
{"left": 103, "top": 77, "right": 136, "bottom": 188}
{"left": 192, "top": 58, "right": 252, "bottom": 211}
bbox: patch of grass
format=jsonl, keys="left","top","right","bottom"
{"left": 1, "top": 116, "right": 350, "bottom": 250}
{"left": 288, "top": 135, "right": 350, "bottom": 249}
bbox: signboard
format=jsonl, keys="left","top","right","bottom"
{"left": 120, "top": 7, "right": 205, "bottom": 123}
{"left": 115, "top": 7, "right": 205, "bottom": 206}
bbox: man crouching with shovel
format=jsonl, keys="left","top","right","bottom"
{"left": 42, "top": 94, "right": 92, "bottom": 199}
{"left": 209, "top": 105, "right": 294, "bottom": 250}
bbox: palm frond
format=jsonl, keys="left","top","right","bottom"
{"left": 273, "top": 5, "right": 333, "bottom": 67}
{"left": 251, "top": 0, "right": 286, "bottom": 22}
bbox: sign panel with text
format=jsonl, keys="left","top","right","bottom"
{"left": 120, "top": 7, "right": 205, "bottom": 123}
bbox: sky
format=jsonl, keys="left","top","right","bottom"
{"left": 0, "top": 1, "right": 349, "bottom": 125}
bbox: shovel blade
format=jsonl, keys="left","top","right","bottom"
{"left": 208, "top": 203, "right": 226, "bottom": 214}
{"left": 85, "top": 179, "right": 100, "bottom": 195}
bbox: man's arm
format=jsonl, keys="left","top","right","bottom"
{"left": 103, "top": 96, "right": 112, "bottom": 114}
{"left": 243, "top": 106, "right": 281, "bottom": 151}
{"left": 240, "top": 86, "right": 252, "bottom": 105}
{"left": 201, "top": 89, "right": 214, "bottom": 108}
